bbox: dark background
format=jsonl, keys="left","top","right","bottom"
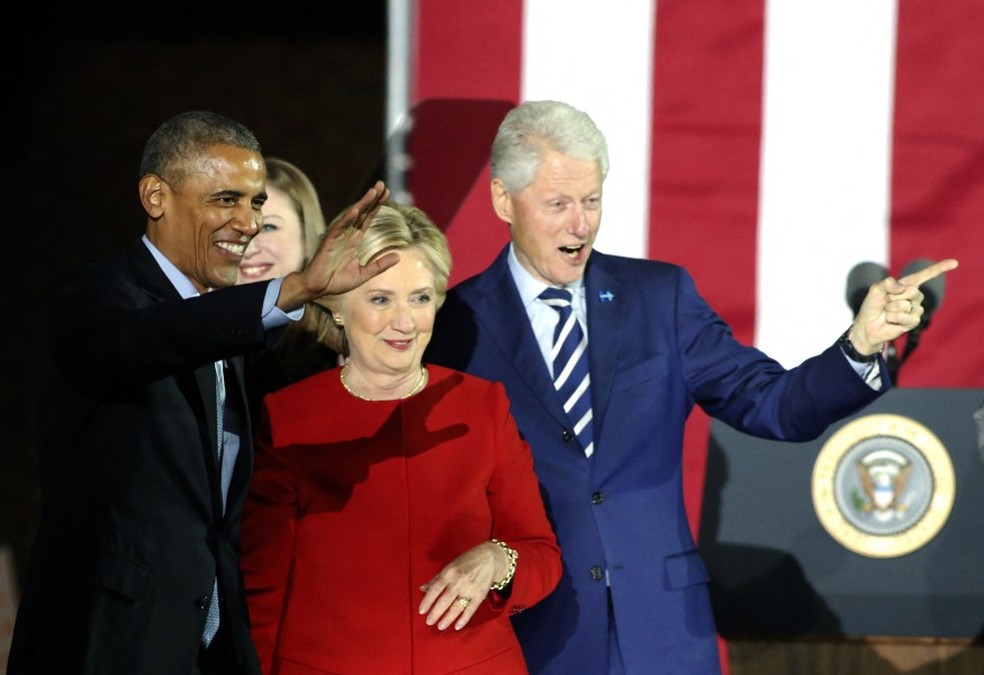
{"left": 3, "top": 0, "right": 389, "bottom": 589}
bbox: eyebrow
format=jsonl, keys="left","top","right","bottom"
{"left": 210, "top": 189, "right": 245, "bottom": 200}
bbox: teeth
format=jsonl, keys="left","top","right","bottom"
{"left": 217, "top": 242, "right": 246, "bottom": 256}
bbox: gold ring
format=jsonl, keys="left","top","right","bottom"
{"left": 907, "top": 301, "right": 914, "bottom": 314}
{"left": 455, "top": 597, "right": 471, "bottom": 608}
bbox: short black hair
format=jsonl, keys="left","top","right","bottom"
{"left": 139, "top": 110, "right": 261, "bottom": 186}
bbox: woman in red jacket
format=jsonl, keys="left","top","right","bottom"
{"left": 240, "top": 203, "right": 562, "bottom": 675}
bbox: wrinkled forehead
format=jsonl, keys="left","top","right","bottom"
{"left": 170, "top": 145, "right": 265, "bottom": 187}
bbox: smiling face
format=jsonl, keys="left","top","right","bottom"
{"left": 492, "top": 149, "right": 602, "bottom": 287}
{"left": 238, "top": 185, "right": 306, "bottom": 283}
{"left": 334, "top": 247, "right": 437, "bottom": 388}
{"left": 143, "top": 144, "right": 266, "bottom": 293}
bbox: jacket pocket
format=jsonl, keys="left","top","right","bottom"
{"left": 612, "top": 353, "right": 669, "bottom": 393}
{"left": 89, "top": 548, "right": 150, "bottom": 601}
{"left": 664, "top": 548, "right": 709, "bottom": 589}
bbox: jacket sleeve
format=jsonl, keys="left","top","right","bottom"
{"left": 672, "top": 266, "right": 887, "bottom": 441}
{"left": 51, "top": 262, "right": 271, "bottom": 389}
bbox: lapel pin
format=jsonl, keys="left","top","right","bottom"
{"left": 599, "top": 290, "right": 614, "bottom": 302}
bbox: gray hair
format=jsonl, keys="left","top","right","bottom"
{"left": 490, "top": 100, "right": 609, "bottom": 193}
{"left": 139, "top": 110, "right": 261, "bottom": 187}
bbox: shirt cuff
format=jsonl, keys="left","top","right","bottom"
{"left": 261, "top": 278, "right": 304, "bottom": 330}
{"left": 842, "top": 352, "right": 882, "bottom": 390}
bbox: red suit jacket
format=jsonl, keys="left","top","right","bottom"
{"left": 241, "top": 365, "right": 562, "bottom": 675}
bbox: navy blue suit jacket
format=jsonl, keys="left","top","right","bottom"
{"left": 426, "top": 246, "right": 888, "bottom": 674}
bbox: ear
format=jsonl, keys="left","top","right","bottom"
{"left": 490, "top": 178, "right": 514, "bottom": 225}
{"left": 139, "top": 174, "right": 166, "bottom": 220}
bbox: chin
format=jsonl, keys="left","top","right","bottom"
{"left": 554, "top": 269, "right": 585, "bottom": 285}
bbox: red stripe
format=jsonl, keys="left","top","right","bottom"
{"left": 891, "top": 1, "right": 984, "bottom": 387}
{"left": 649, "top": 5, "right": 764, "bottom": 668}
{"left": 410, "top": 0, "right": 524, "bottom": 285}
{"left": 649, "top": 0, "right": 765, "bottom": 544}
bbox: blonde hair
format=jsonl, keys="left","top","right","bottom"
{"left": 264, "top": 156, "right": 328, "bottom": 266}
{"left": 261, "top": 158, "right": 334, "bottom": 379}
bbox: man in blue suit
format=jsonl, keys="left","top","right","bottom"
{"left": 425, "top": 100, "right": 957, "bottom": 674}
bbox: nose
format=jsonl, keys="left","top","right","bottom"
{"left": 232, "top": 205, "right": 260, "bottom": 237}
{"left": 569, "top": 205, "right": 590, "bottom": 238}
{"left": 391, "top": 303, "right": 415, "bottom": 332}
{"left": 242, "top": 236, "right": 261, "bottom": 258}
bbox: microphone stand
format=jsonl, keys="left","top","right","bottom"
{"left": 890, "top": 317, "right": 930, "bottom": 386}
{"left": 885, "top": 341, "right": 900, "bottom": 385}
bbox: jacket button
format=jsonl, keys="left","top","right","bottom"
{"left": 562, "top": 429, "right": 574, "bottom": 442}
{"left": 591, "top": 491, "right": 604, "bottom": 505}
{"left": 589, "top": 566, "right": 605, "bottom": 581}
{"left": 195, "top": 595, "right": 211, "bottom": 611}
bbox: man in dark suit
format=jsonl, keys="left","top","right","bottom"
{"left": 7, "top": 111, "right": 395, "bottom": 675}
{"left": 425, "top": 100, "right": 957, "bottom": 674}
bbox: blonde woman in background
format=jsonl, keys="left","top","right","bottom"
{"left": 237, "top": 157, "right": 341, "bottom": 409}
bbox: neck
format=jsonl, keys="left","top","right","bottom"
{"left": 340, "top": 364, "right": 428, "bottom": 401}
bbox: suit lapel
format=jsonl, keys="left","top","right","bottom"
{"left": 127, "top": 240, "right": 226, "bottom": 512}
{"left": 192, "top": 360, "right": 226, "bottom": 522}
{"left": 471, "top": 251, "right": 572, "bottom": 431}
{"left": 584, "top": 252, "right": 624, "bottom": 436}
{"left": 224, "top": 356, "right": 253, "bottom": 512}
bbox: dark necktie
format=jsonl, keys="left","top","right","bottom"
{"left": 539, "top": 287, "right": 594, "bottom": 457}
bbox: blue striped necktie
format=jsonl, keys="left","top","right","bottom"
{"left": 539, "top": 287, "right": 594, "bottom": 457}
{"left": 202, "top": 360, "right": 225, "bottom": 647}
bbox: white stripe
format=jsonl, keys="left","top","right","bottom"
{"left": 573, "top": 407, "right": 593, "bottom": 435}
{"left": 555, "top": 339, "right": 588, "bottom": 389}
{"left": 564, "top": 375, "right": 592, "bottom": 413}
{"left": 522, "top": 0, "right": 655, "bottom": 259}
{"left": 550, "top": 314, "right": 578, "bottom": 362}
{"left": 757, "top": 0, "right": 896, "bottom": 366}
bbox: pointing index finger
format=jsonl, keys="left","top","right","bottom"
{"left": 898, "top": 258, "right": 959, "bottom": 287}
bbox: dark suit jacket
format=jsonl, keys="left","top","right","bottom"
{"left": 8, "top": 240, "right": 272, "bottom": 675}
{"left": 425, "top": 246, "right": 888, "bottom": 675}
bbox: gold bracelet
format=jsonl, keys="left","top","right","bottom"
{"left": 489, "top": 538, "right": 518, "bottom": 591}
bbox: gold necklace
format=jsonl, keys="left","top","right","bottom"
{"left": 339, "top": 365, "right": 428, "bottom": 401}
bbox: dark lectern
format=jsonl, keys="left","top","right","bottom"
{"left": 699, "top": 389, "right": 984, "bottom": 673}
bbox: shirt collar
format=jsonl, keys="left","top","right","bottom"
{"left": 142, "top": 235, "right": 201, "bottom": 300}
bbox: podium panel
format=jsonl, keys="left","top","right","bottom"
{"left": 698, "top": 388, "right": 984, "bottom": 640}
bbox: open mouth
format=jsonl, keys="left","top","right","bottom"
{"left": 239, "top": 262, "right": 273, "bottom": 278}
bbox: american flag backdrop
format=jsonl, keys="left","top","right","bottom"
{"left": 396, "top": 3, "right": 983, "bottom": 650}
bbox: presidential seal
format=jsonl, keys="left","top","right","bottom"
{"left": 811, "top": 413, "right": 955, "bottom": 558}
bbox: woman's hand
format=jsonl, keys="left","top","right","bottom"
{"left": 418, "top": 541, "right": 506, "bottom": 631}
